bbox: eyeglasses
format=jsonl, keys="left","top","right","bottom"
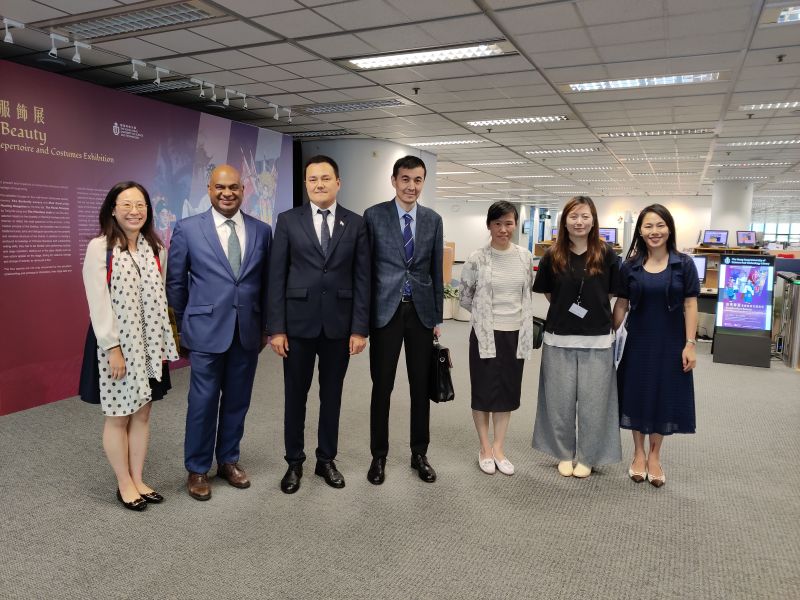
{"left": 116, "top": 202, "right": 147, "bottom": 212}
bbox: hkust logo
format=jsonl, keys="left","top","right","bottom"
{"left": 112, "top": 122, "right": 120, "bottom": 136}
{"left": 111, "top": 121, "right": 143, "bottom": 140}
{"left": 724, "top": 257, "right": 731, "bottom": 265}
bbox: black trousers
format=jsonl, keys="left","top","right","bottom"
{"left": 283, "top": 334, "right": 350, "bottom": 465}
{"left": 369, "top": 302, "right": 433, "bottom": 458}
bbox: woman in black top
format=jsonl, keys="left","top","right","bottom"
{"left": 532, "top": 196, "right": 622, "bottom": 478}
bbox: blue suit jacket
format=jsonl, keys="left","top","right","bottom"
{"left": 266, "top": 203, "right": 370, "bottom": 339}
{"left": 166, "top": 209, "right": 271, "bottom": 353}
{"left": 364, "top": 199, "right": 443, "bottom": 329}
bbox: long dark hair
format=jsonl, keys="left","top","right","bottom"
{"left": 99, "top": 181, "right": 162, "bottom": 255}
{"left": 626, "top": 203, "right": 677, "bottom": 260}
{"left": 550, "top": 195, "right": 605, "bottom": 276}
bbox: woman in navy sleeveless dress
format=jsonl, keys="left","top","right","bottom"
{"left": 613, "top": 204, "right": 699, "bottom": 487}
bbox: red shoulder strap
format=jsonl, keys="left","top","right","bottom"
{"left": 154, "top": 255, "right": 162, "bottom": 273}
{"left": 106, "top": 250, "right": 113, "bottom": 286}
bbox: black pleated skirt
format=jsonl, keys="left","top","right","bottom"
{"left": 469, "top": 328, "right": 524, "bottom": 412}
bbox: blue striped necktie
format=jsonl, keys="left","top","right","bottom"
{"left": 402, "top": 213, "right": 413, "bottom": 298}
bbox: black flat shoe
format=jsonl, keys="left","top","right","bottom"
{"left": 367, "top": 457, "right": 386, "bottom": 485}
{"left": 410, "top": 454, "right": 436, "bottom": 483}
{"left": 315, "top": 461, "right": 345, "bottom": 489}
{"left": 139, "top": 490, "right": 164, "bottom": 503}
{"left": 116, "top": 489, "right": 147, "bottom": 511}
{"left": 280, "top": 465, "right": 302, "bottom": 494}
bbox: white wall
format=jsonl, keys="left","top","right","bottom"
{"left": 300, "top": 138, "right": 437, "bottom": 215}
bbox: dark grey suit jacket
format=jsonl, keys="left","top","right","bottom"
{"left": 363, "top": 199, "right": 443, "bottom": 329}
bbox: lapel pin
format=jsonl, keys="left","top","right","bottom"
{"left": 339, "top": 220, "right": 344, "bottom": 226}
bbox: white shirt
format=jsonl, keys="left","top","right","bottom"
{"left": 211, "top": 207, "right": 246, "bottom": 261}
{"left": 309, "top": 200, "right": 337, "bottom": 244}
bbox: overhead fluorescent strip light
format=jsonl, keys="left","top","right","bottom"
{"left": 466, "top": 116, "right": 567, "bottom": 126}
{"left": 738, "top": 101, "right": 800, "bottom": 111}
{"left": 525, "top": 147, "right": 600, "bottom": 155}
{"left": 343, "top": 40, "right": 514, "bottom": 70}
{"left": 724, "top": 139, "right": 800, "bottom": 146}
{"left": 298, "top": 98, "right": 407, "bottom": 114}
{"left": 556, "top": 166, "right": 616, "bottom": 171}
{"left": 291, "top": 130, "right": 358, "bottom": 138}
{"left": 601, "top": 128, "right": 714, "bottom": 137}
{"left": 710, "top": 162, "right": 792, "bottom": 167}
{"left": 620, "top": 154, "right": 707, "bottom": 161}
{"left": 778, "top": 6, "right": 800, "bottom": 23}
{"left": 411, "top": 140, "right": 483, "bottom": 147}
{"left": 565, "top": 72, "right": 724, "bottom": 93}
{"left": 466, "top": 161, "right": 528, "bottom": 166}
{"left": 117, "top": 79, "right": 196, "bottom": 94}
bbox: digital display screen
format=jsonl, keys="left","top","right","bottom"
{"left": 551, "top": 227, "right": 558, "bottom": 239}
{"left": 691, "top": 255, "right": 707, "bottom": 284}
{"left": 737, "top": 231, "right": 757, "bottom": 246}
{"left": 703, "top": 230, "right": 729, "bottom": 245}
{"left": 598, "top": 227, "right": 617, "bottom": 243}
{"left": 716, "top": 255, "right": 774, "bottom": 331}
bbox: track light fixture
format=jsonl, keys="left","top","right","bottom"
{"left": 210, "top": 84, "right": 217, "bottom": 102}
{"left": 3, "top": 18, "right": 24, "bottom": 44}
{"left": 223, "top": 88, "right": 231, "bottom": 106}
{"left": 49, "top": 33, "right": 69, "bottom": 59}
{"left": 237, "top": 92, "right": 247, "bottom": 109}
{"left": 154, "top": 67, "right": 169, "bottom": 85}
{"left": 190, "top": 78, "right": 205, "bottom": 97}
{"left": 130, "top": 59, "right": 145, "bottom": 80}
{"left": 72, "top": 41, "right": 90, "bottom": 64}
{"left": 286, "top": 107, "right": 292, "bottom": 124}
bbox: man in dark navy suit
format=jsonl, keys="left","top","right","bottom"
{"left": 364, "top": 155, "right": 443, "bottom": 485}
{"left": 167, "top": 164, "right": 271, "bottom": 501}
{"left": 267, "top": 155, "right": 370, "bottom": 494}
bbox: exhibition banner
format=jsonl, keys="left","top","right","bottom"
{"left": 716, "top": 254, "right": 774, "bottom": 331}
{"left": 0, "top": 60, "right": 293, "bottom": 415}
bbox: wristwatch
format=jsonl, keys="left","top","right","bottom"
{"left": 686, "top": 339, "right": 697, "bottom": 345}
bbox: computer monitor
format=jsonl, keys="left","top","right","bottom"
{"left": 702, "top": 230, "right": 729, "bottom": 246}
{"left": 521, "top": 221, "right": 531, "bottom": 234}
{"left": 551, "top": 227, "right": 558, "bottom": 240}
{"left": 737, "top": 230, "right": 757, "bottom": 247}
{"left": 691, "top": 255, "right": 707, "bottom": 284}
{"left": 598, "top": 227, "right": 617, "bottom": 244}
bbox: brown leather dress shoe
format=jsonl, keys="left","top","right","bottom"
{"left": 217, "top": 462, "right": 251, "bottom": 489}
{"left": 187, "top": 472, "right": 211, "bottom": 501}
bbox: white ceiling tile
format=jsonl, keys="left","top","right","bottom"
{"left": 418, "top": 15, "right": 502, "bottom": 44}
{"left": 234, "top": 64, "right": 299, "bottom": 81}
{"left": 515, "top": 28, "right": 594, "bottom": 54}
{"left": 234, "top": 82, "right": 286, "bottom": 95}
{"left": 666, "top": 0, "right": 753, "bottom": 15}
{"left": 214, "top": 0, "right": 302, "bottom": 16}
{"left": 199, "top": 50, "right": 266, "bottom": 70}
{"left": 271, "top": 78, "right": 328, "bottom": 93}
{"left": 315, "top": 0, "right": 409, "bottom": 29}
{"left": 96, "top": 38, "right": 175, "bottom": 60}
{"left": 495, "top": 3, "right": 582, "bottom": 35}
{"left": 597, "top": 41, "right": 668, "bottom": 63}
{"left": 254, "top": 93, "right": 308, "bottom": 105}
{"left": 242, "top": 43, "right": 318, "bottom": 64}
{"left": 386, "top": 0, "right": 478, "bottom": 20}
{"left": 192, "top": 71, "right": 254, "bottom": 86}
{"left": 254, "top": 9, "right": 342, "bottom": 38}
{"left": 530, "top": 48, "right": 603, "bottom": 69}
{"left": 299, "top": 34, "right": 377, "bottom": 58}
{"left": 296, "top": 90, "right": 352, "bottom": 103}
{"left": 310, "top": 73, "right": 374, "bottom": 88}
{"left": 140, "top": 30, "right": 224, "bottom": 53}
{"left": 4, "top": 0, "right": 66, "bottom": 21}
{"left": 668, "top": 31, "right": 752, "bottom": 55}
{"left": 750, "top": 26, "right": 800, "bottom": 51}
{"left": 588, "top": 18, "right": 666, "bottom": 47}
{"left": 153, "top": 56, "right": 224, "bottom": 75}
{"left": 31, "top": 0, "right": 116, "bottom": 12}
{"left": 339, "top": 86, "right": 391, "bottom": 99}
{"left": 578, "top": 0, "right": 664, "bottom": 25}
{"left": 281, "top": 60, "right": 350, "bottom": 78}
{"left": 190, "top": 21, "right": 278, "bottom": 45}
{"left": 666, "top": 8, "right": 752, "bottom": 38}
{"left": 354, "top": 25, "right": 439, "bottom": 52}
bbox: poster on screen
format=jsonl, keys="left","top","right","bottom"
{"left": 715, "top": 255, "right": 774, "bottom": 331}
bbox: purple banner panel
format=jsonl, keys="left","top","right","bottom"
{"left": 716, "top": 254, "right": 775, "bottom": 332}
{"left": 0, "top": 60, "right": 293, "bottom": 415}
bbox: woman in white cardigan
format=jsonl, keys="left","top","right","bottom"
{"left": 458, "top": 201, "right": 536, "bottom": 475}
{"left": 82, "top": 182, "right": 178, "bottom": 511}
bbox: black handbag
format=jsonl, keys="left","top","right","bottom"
{"left": 532, "top": 316, "right": 546, "bottom": 350}
{"left": 429, "top": 336, "right": 455, "bottom": 403}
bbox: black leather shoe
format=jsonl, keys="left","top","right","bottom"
{"left": 314, "top": 461, "right": 345, "bottom": 489}
{"left": 280, "top": 465, "right": 302, "bottom": 494}
{"left": 367, "top": 457, "right": 386, "bottom": 485}
{"left": 410, "top": 454, "right": 436, "bottom": 483}
{"left": 139, "top": 490, "right": 164, "bottom": 503}
{"left": 116, "top": 489, "right": 147, "bottom": 511}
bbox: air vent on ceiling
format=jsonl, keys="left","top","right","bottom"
{"left": 294, "top": 98, "right": 412, "bottom": 115}
{"left": 117, "top": 79, "right": 197, "bottom": 94}
{"left": 31, "top": 0, "right": 230, "bottom": 42}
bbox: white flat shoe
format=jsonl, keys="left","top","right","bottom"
{"left": 573, "top": 463, "right": 592, "bottom": 478}
{"left": 557, "top": 460, "right": 574, "bottom": 477}
{"left": 492, "top": 451, "right": 514, "bottom": 476}
{"left": 478, "top": 451, "right": 496, "bottom": 475}
{"left": 628, "top": 463, "right": 647, "bottom": 483}
{"left": 647, "top": 465, "right": 665, "bottom": 488}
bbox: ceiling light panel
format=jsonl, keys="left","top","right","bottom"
{"left": 35, "top": 1, "right": 225, "bottom": 41}
{"left": 291, "top": 130, "right": 358, "bottom": 138}
{"left": 411, "top": 140, "right": 483, "bottom": 147}
{"left": 466, "top": 116, "right": 567, "bottom": 127}
{"left": 342, "top": 40, "right": 515, "bottom": 71}
{"left": 296, "top": 98, "right": 409, "bottom": 114}
{"left": 525, "top": 148, "right": 601, "bottom": 155}
{"left": 761, "top": 5, "right": 800, "bottom": 25}
{"left": 466, "top": 161, "right": 529, "bottom": 166}
{"left": 620, "top": 155, "right": 707, "bottom": 161}
{"left": 601, "top": 129, "right": 715, "bottom": 138}
{"left": 710, "top": 162, "right": 793, "bottom": 168}
{"left": 556, "top": 166, "right": 617, "bottom": 171}
{"left": 117, "top": 79, "right": 196, "bottom": 94}
{"left": 738, "top": 102, "right": 800, "bottom": 111}
{"left": 564, "top": 72, "right": 726, "bottom": 93}
{"left": 723, "top": 139, "right": 800, "bottom": 146}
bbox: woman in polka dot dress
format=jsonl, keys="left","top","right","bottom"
{"left": 82, "top": 182, "right": 178, "bottom": 510}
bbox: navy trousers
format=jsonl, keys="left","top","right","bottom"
{"left": 184, "top": 329, "right": 258, "bottom": 474}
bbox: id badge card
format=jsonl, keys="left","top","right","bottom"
{"left": 568, "top": 302, "right": 588, "bottom": 319}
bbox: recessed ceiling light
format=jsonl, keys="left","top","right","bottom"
{"left": 297, "top": 98, "right": 409, "bottom": 114}
{"left": 711, "top": 176, "right": 768, "bottom": 180}
{"left": 564, "top": 72, "right": 724, "bottom": 93}
{"left": 466, "top": 161, "right": 529, "bottom": 166}
{"left": 601, "top": 129, "right": 715, "bottom": 137}
{"left": 438, "top": 170, "right": 476, "bottom": 174}
{"left": 556, "top": 166, "right": 617, "bottom": 171}
{"left": 465, "top": 116, "right": 567, "bottom": 126}
{"left": 291, "top": 130, "right": 358, "bottom": 138}
{"left": 620, "top": 154, "right": 707, "bottom": 161}
{"left": 525, "top": 147, "right": 600, "bottom": 155}
{"left": 633, "top": 172, "right": 699, "bottom": 176}
{"left": 411, "top": 140, "right": 483, "bottom": 147}
{"left": 778, "top": 6, "right": 800, "bottom": 24}
{"left": 723, "top": 139, "right": 800, "bottom": 146}
{"left": 738, "top": 101, "right": 800, "bottom": 111}
{"left": 710, "top": 162, "right": 793, "bottom": 167}
{"left": 343, "top": 40, "right": 515, "bottom": 70}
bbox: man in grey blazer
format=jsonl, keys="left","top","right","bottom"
{"left": 364, "top": 155, "right": 443, "bottom": 485}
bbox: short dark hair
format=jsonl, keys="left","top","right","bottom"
{"left": 304, "top": 154, "right": 340, "bottom": 179}
{"left": 486, "top": 201, "right": 518, "bottom": 226}
{"left": 392, "top": 155, "right": 426, "bottom": 179}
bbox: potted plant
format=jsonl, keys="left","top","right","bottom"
{"left": 442, "top": 284, "right": 459, "bottom": 319}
